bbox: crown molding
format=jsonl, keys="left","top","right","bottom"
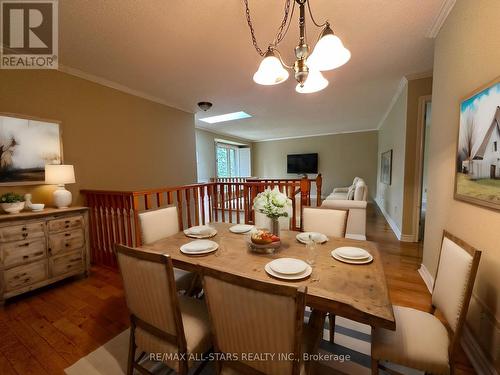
{"left": 426, "top": 0, "right": 456, "bottom": 38}
{"left": 58, "top": 64, "right": 192, "bottom": 114}
{"left": 376, "top": 77, "right": 408, "bottom": 130}
{"left": 253, "top": 128, "right": 378, "bottom": 143}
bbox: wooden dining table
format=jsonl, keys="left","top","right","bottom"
{"left": 140, "top": 222, "right": 395, "bottom": 331}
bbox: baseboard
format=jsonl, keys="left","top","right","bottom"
{"left": 462, "top": 326, "right": 499, "bottom": 375}
{"left": 374, "top": 198, "right": 402, "bottom": 240}
{"left": 418, "top": 265, "right": 498, "bottom": 375}
{"left": 418, "top": 263, "right": 434, "bottom": 292}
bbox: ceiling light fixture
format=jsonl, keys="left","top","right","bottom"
{"left": 244, "top": 0, "right": 351, "bottom": 94}
{"left": 199, "top": 111, "right": 252, "bottom": 124}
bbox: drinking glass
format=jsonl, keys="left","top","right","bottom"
{"left": 306, "top": 235, "right": 317, "bottom": 266}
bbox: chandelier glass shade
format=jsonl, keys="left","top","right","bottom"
{"left": 295, "top": 69, "right": 328, "bottom": 94}
{"left": 253, "top": 50, "right": 290, "bottom": 85}
{"left": 244, "top": 0, "right": 351, "bottom": 94}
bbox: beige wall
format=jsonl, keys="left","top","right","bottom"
{"left": 252, "top": 131, "right": 378, "bottom": 199}
{"left": 423, "top": 0, "right": 500, "bottom": 367}
{"left": 195, "top": 129, "right": 252, "bottom": 182}
{"left": 376, "top": 77, "right": 432, "bottom": 238}
{"left": 376, "top": 87, "right": 408, "bottom": 231}
{"left": 0, "top": 70, "right": 196, "bottom": 206}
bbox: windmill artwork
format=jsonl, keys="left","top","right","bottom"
{"left": 456, "top": 78, "right": 500, "bottom": 210}
{"left": 0, "top": 114, "right": 62, "bottom": 186}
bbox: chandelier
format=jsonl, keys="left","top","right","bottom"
{"left": 244, "top": 0, "right": 351, "bottom": 94}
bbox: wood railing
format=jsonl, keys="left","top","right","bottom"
{"left": 81, "top": 176, "right": 321, "bottom": 268}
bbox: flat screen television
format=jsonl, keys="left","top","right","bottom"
{"left": 287, "top": 153, "right": 318, "bottom": 174}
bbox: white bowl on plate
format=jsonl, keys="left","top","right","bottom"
{"left": 31, "top": 203, "right": 45, "bottom": 212}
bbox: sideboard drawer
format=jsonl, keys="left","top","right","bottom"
{"left": 3, "top": 260, "right": 48, "bottom": 292}
{"left": 1, "top": 238, "right": 46, "bottom": 268}
{"left": 50, "top": 250, "right": 84, "bottom": 277}
{"left": 48, "top": 229, "right": 84, "bottom": 256}
{"left": 0, "top": 222, "right": 45, "bottom": 243}
{"left": 48, "top": 215, "right": 84, "bottom": 233}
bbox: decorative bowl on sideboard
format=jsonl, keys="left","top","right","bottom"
{"left": 1, "top": 201, "right": 25, "bottom": 214}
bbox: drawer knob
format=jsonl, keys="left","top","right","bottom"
{"left": 22, "top": 226, "right": 27, "bottom": 231}
{"left": 23, "top": 255, "right": 29, "bottom": 259}
{"left": 65, "top": 243, "right": 70, "bottom": 247}
{"left": 19, "top": 243, "right": 29, "bottom": 247}
{"left": 64, "top": 233, "right": 71, "bottom": 237}
{"left": 65, "top": 220, "right": 70, "bottom": 224}
{"left": 48, "top": 248, "right": 52, "bottom": 253}
{"left": 22, "top": 233, "right": 28, "bottom": 238}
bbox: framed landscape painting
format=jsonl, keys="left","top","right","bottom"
{"left": 0, "top": 114, "right": 62, "bottom": 186}
{"left": 381, "top": 149, "right": 392, "bottom": 185}
{"left": 455, "top": 77, "right": 500, "bottom": 210}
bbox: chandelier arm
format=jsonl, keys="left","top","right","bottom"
{"left": 272, "top": 48, "right": 294, "bottom": 70}
{"left": 306, "top": 0, "right": 329, "bottom": 28}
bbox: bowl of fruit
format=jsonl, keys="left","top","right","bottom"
{"left": 247, "top": 229, "right": 281, "bottom": 254}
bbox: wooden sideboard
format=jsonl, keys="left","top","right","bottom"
{"left": 0, "top": 207, "right": 90, "bottom": 305}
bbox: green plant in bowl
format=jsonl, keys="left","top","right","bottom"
{"left": 0, "top": 192, "right": 25, "bottom": 214}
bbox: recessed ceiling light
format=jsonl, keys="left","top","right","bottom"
{"left": 199, "top": 111, "right": 252, "bottom": 124}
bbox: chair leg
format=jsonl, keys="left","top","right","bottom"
{"left": 127, "top": 321, "right": 136, "bottom": 375}
{"left": 371, "top": 358, "right": 379, "bottom": 375}
{"left": 329, "top": 313, "right": 336, "bottom": 344}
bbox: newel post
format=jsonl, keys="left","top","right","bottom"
{"left": 132, "top": 195, "right": 142, "bottom": 247}
{"left": 300, "top": 177, "right": 310, "bottom": 208}
{"left": 316, "top": 173, "right": 322, "bottom": 206}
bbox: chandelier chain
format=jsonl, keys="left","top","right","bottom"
{"left": 244, "top": 0, "right": 292, "bottom": 56}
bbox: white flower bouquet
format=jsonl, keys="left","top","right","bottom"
{"left": 253, "top": 187, "right": 292, "bottom": 219}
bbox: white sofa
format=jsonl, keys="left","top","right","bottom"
{"left": 322, "top": 177, "right": 368, "bottom": 240}
{"left": 325, "top": 177, "right": 368, "bottom": 201}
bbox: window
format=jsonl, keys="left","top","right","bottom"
{"left": 215, "top": 142, "right": 251, "bottom": 177}
{"left": 494, "top": 141, "right": 498, "bottom": 152}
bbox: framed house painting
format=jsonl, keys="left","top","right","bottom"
{"left": 0, "top": 113, "right": 62, "bottom": 186}
{"left": 381, "top": 149, "right": 392, "bottom": 185}
{"left": 455, "top": 77, "right": 500, "bottom": 210}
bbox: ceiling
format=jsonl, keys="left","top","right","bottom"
{"left": 59, "top": 0, "right": 443, "bottom": 141}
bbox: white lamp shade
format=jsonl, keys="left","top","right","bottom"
{"left": 296, "top": 70, "right": 329, "bottom": 94}
{"left": 45, "top": 164, "right": 76, "bottom": 184}
{"left": 307, "top": 34, "right": 351, "bottom": 71}
{"left": 253, "top": 54, "right": 289, "bottom": 85}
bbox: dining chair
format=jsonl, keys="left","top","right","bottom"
{"left": 371, "top": 230, "right": 482, "bottom": 375}
{"left": 301, "top": 206, "right": 348, "bottom": 238}
{"left": 301, "top": 206, "right": 349, "bottom": 344}
{"left": 201, "top": 267, "right": 324, "bottom": 375}
{"left": 115, "top": 244, "right": 212, "bottom": 375}
{"left": 138, "top": 206, "right": 194, "bottom": 291}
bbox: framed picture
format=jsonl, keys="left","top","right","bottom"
{"left": 0, "top": 113, "right": 63, "bottom": 186}
{"left": 455, "top": 77, "right": 500, "bottom": 210}
{"left": 381, "top": 149, "right": 392, "bottom": 185}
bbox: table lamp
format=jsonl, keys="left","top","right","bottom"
{"left": 45, "top": 164, "right": 76, "bottom": 208}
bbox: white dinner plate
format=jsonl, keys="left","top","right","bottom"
{"left": 331, "top": 249, "right": 373, "bottom": 265}
{"left": 184, "top": 225, "right": 217, "bottom": 239}
{"left": 180, "top": 240, "right": 218, "bottom": 255}
{"left": 229, "top": 224, "right": 255, "bottom": 234}
{"left": 265, "top": 262, "right": 312, "bottom": 280}
{"left": 268, "top": 258, "right": 308, "bottom": 275}
{"left": 334, "top": 246, "right": 370, "bottom": 260}
{"left": 296, "top": 232, "right": 328, "bottom": 244}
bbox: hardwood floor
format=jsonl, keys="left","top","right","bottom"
{"left": 0, "top": 203, "right": 476, "bottom": 374}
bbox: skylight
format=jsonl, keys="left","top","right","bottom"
{"left": 199, "top": 111, "right": 252, "bottom": 124}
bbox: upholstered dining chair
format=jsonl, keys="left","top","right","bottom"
{"left": 115, "top": 244, "right": 212, "bottom": 375}
{"left": 138, "top": 206, "right": 194, "bottom": 291}
{"left": 301, "top": 206, "right": 349, "bottom": 344}
{"left": 371, "top": 231, "right": 482, "bottom": 375}
{"left": 301, "top": 206, "right": 349, "bottom": 238}
{"left": 201, "top": 267, "right": 324, "bottom": 375}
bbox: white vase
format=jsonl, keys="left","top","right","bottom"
{"left": 53, "top": 185, "right": 72, "bottom": 208}
{"left": 1, "top": 201, "right": 25, "bottom": 214}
